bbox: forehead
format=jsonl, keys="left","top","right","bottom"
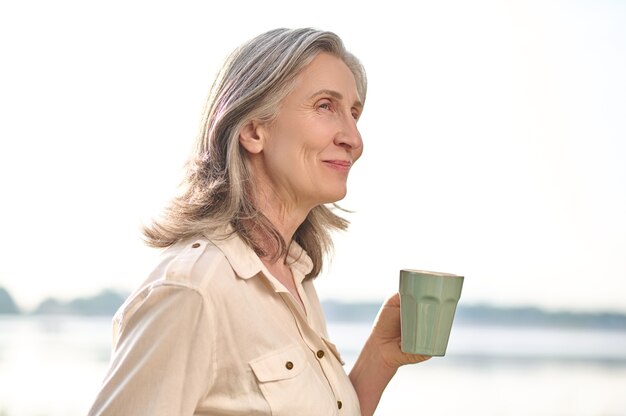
{"left": 288, "top": 53, "right": 361, "bottom": 104}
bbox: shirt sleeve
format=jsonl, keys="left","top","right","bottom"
{"left": 88, "top": 283, "right": 214, "bottom": 416}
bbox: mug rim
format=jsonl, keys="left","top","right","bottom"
{"left": 400, "top": 269, "right": 463, "bottom": 278}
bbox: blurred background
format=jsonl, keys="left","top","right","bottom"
{"left": 1, "top": 0, "right": 625, "bottom": 414}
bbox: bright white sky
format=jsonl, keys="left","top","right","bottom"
{"left": 1, "top": 0, "right": 624, "bottom": 312}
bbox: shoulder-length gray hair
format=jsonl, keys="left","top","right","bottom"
{"left": 143, "top": 28, "right": 367, "bottom": 278}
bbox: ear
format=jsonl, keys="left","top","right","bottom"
{"left": 239, "top": 120, "right": 265, "bottom": 154}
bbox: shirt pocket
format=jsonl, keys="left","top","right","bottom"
{"left": 249, "top": 344, "right": 337, "bottom": 415}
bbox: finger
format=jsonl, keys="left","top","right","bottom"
{"left": 384, "top": 292, "right": 400, "bottom": 307}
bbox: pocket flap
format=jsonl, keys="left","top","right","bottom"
{"left": 249, "top": 344, "right": 307, "bottom": 383}
{"left": 321, "top": 336, "right": 345, "bottom": 365}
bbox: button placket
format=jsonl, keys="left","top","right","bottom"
{"left": 290, "top": 292, "right": 345, "bottom": 413}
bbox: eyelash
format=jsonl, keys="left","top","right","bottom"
{"left": 318, "top": 100, "right": 334, "bottom": 111}
{"left": 317, "top": 100, "right": 360, "bottom": 120}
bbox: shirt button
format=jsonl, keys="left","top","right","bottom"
{"left": 316, "top": 350, "right": 325, "bottom": 359}
{"left": 337, "top": 400, "right": 343, "bottom": 409}
{"left": 191, "top": 243, "right": 200, "bottom": 248}
{"left": 285, "top": 361, "right": 294, "bottom": 370}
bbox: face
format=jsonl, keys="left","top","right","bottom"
{"left": 246, "top": 53, "right": 364, "bottom": 212}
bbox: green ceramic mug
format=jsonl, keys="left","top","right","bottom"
{"left": 399, "top": 269, "right": 464, "bottom": 356}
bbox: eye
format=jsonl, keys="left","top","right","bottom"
{"left": 351, "top": 110, "right": 360, "bottom": 120}
{"left": 317, "top": 99, "right": 334, "bottom": 112}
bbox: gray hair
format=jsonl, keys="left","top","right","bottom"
{"left": 143, "top": 28, "right": 367, "bottom": 278}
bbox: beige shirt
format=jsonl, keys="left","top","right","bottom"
{"left": 89, "top": 230, "right": 361, "bottom": 415}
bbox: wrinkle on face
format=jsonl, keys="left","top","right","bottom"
{"left": 245, "top": 52, "right": 364, "bottom": 237}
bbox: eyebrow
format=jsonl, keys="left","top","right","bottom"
{"left": 308, "top": 89, "right": 363, "bottom": 110}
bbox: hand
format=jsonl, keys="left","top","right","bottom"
{"left": 350, "top": 293, "right": 431, "bottom": 415}
{"left": 370, "top": 293, "right": 431, "bottom": 369}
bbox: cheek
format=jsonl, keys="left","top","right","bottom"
{"left": 295, "top": 132, "right": 328, "bottom": 161}
{"left": 268, "top": 118, "right": 331, "bottom": 166}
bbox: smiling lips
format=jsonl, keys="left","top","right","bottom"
{"left": 323, "top": 160, "right": 352, "bottom": 172}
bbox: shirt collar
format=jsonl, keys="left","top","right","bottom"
{"left": 207, "top": 225, "right": 314, "bottom": 283}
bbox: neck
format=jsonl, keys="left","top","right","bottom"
{"left": 260, "top": 195, "right": 307, "bottom": 248}
{"left": 245, "top": 155, "right": 315, "bottom": 263}
{"left": 246, "top": 189, "right": 312, "bottom": 266}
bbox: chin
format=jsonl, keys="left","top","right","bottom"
{"left": 322, "top": 189, "right": 348, "bottom": 204}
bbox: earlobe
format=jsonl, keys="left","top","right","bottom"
{"left": 239, "top": 121, "right": 265, "bottom": 154}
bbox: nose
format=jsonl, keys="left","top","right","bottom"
{"left": 334, "top": 115, "right": 363, "bottom": 152}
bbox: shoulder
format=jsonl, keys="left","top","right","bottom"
{"left": 112, "top": 236, "right": 234, "bottom": 333}
{"left": 114, "top": 229, "right": 263, "bottom": 326}
{"left": 164, "top": 238, "right": 227, "bottom": 285}
{"left": 118, "top": 236, "right": 234, "bottom": 312}
{"left": 149, "top": 236, "right": 238, "bottom": 297}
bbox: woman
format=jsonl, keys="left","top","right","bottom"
{"left": 88, "top": 28, "right": 429, "bottom": 416}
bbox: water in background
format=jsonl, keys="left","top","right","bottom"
{"left": 1, "top": 316, "right": 625, "bottom": 416}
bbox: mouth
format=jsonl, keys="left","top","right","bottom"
{"left": 322, "top": 160, "right": 352, "bottom": 172}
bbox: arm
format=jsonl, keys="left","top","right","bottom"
{"left": 88, "top": 284, "right": 213, "bottom": 416}
{"left": 349, "top": 293, "right": 430, "bottom": 416}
